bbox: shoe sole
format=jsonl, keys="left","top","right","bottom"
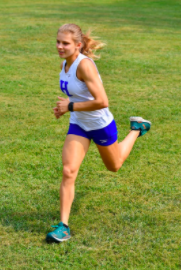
{"left": 129, "top": 116, "right": 151, "bottom": 125}
{"left": 46, "top": 235, "right": 71, "bottom": 243}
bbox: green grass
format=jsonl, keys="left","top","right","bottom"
{"left": 0, "top": 0, "right": 181, "bottom": 269}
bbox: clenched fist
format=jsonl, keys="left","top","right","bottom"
{"left": 53, "top": 107, "right": 64, "bottom": 119}
{"left": 57, "top": 96, "right": 69, "bottom": 114}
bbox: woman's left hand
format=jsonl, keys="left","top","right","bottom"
{"left": 57, "top": 96, "right": 70, "bottom": 114}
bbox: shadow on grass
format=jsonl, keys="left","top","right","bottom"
{"left": 0, "top": 190, "right": 88, "bottom": 234}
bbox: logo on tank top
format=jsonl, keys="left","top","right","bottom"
{"left": 60, "top": 80, "right": 73, "bottom": 97}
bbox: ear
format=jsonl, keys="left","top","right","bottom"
{"left": 76, "top": 41, "right": 82, "bottom": 50}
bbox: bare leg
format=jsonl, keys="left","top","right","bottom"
{"left": 118, "top": 130, "right": 140, "bottom": 162}
{"left": 60, "top": 135, "right": 90, "bottom": 225}
{"left": 96, "top": 130, "right": 140, "bottom": 172}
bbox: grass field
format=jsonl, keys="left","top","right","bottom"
{"left": 0, "top": 0, "right": 181, "bottom": 269}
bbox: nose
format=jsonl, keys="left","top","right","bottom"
{"left": 57, "top": 42, "right": 63, "bottom": 49}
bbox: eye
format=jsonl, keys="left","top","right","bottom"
{"left": 63, "top": 42, "right": 69, "bottom": 45}
{"left": 57, "top": 40, "right": 60, "bottom": 44}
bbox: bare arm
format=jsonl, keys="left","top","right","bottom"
{"left": 57, "top": 59, "right": 109, "bottom": 114}
{"left": 74, "top": 59, "right": 108, "bottom": 111}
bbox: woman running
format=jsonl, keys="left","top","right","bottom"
{"left": 46, "top": 23, "right": 151, "bottom": 243}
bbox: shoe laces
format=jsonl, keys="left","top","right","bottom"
{"left": 51, "top": 225, "right": 59, "bottom": 228}
{"left": 51, "top": 223, "right": 64, "bottom": 233}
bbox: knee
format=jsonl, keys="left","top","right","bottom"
{"left": 106, "top": 162, "right": 123, "bottom": 172}
{"left": 107, "top": 166, "right": 120, "bottom": 172}
{"left": 62, "top": 165, "right": 77, "bottom": 181}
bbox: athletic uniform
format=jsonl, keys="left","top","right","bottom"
{"left": 47, "top": 49, "right": 152, "bottom": 244}
{"left": 59, "top": 53, "right": 118, "bottom": 146}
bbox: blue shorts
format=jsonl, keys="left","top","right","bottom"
{"left": 67, "top": 119, "right": 118, "bottom": 146}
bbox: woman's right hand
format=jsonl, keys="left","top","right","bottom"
{"left": 53, "top": 107, "right": 64, "bottom": 119}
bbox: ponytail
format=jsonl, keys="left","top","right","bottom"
{"left": 81, "top": 31, "right": 105, "bottom": 60}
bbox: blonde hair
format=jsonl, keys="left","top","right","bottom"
{"left": 57, "top": 24, "right": 105, "bottom": 60}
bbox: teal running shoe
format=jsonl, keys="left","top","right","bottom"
{"left": 130, "top": 116, "right": 151, "bottom": 137}
{"left": 46, "top": 222, "right": 71, "bottom": 243}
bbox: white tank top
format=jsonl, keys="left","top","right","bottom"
{"left": 59, "top": 53, "right": 113, "bottom": 131}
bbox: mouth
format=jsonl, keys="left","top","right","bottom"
{"left": 58, "top": 51, "right": 64, "bottom": 55}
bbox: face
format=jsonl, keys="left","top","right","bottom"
{"left": 56, "top": 31, "right": 81, "bottom": 59}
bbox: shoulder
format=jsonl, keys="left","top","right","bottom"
{"left": 77, "top": 58, "right": 98, "bottom": 80}
{"left": 78, "top": 58, "right": 96, "bottom": 71}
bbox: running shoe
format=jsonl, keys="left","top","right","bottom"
{"left": 130, "top": 116, "right": 151, "bottom": 137}
{"left": 46, "top": 222, "right": 71, "bottom": 243}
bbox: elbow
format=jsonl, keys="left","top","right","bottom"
{"left": 99, "top": 99, "right": 109, "bottom": 109}
{"left": 102, "top": 101, "right": 109, "bottom": 108}
{"left": 102, "top": 100, "right": 109, "bottom": 109}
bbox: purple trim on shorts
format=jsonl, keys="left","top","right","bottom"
{"left": 67, "top": 120, "right": 118, "bottom": 146}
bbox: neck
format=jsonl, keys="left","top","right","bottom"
{"left": 66, "top": 51, "right": 80, "bottom": 67}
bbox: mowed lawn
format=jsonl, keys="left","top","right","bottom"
{"left": 0, "top": 0, "right": 181, "bottom": 269}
